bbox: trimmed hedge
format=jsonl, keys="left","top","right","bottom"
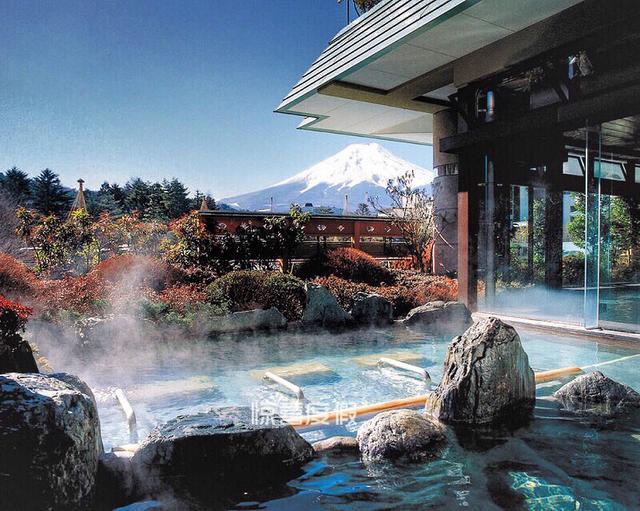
{"left": 297, "top": 247, "right": 395, "bottom": 286}
{"left": 207, "top": 270, "right": 306, "bottom": 321}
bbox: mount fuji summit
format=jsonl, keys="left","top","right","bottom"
{"left": 222, "top": 143, "right": 434, "bottom": 213}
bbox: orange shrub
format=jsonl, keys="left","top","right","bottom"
{"left": 0, "top": 253, "right": 39, "bottom": 303}
{"left": 91, "top": 254, "right": 181, "bottom": 292}
{"left": 37, "top": 273, "right": 109, "bottom": 316}
{"left": 415, "top": 278, "right": 458, "bottom": 303}
{"left": 159, "top": 284, "right": 208, "bottom": 314}
{"left": 299, "top": 247, "right": 394, "bottom": 285}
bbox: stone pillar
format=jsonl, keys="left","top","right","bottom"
{"left": 432, "top": 109, "right": 459, "bottom": 275}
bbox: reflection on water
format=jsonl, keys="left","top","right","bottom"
{"left": 38, "top": 326, "right": 640, "bottom": 510}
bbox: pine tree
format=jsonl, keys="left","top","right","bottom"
{"left": 0, "top": 167, "right": 32, "bottom": 206}
{"left": 91, "top": 182, "right": 123, "bottom": 216}
{"left": 145, "top": 182, "right": 169, "bottom": 221}
{"left": 164, "top": 178, "right": 190, "bottom": 218}
{"left": 124, "top": 178, "right": 150, "bottom": 215}
{"left": 32, "top": 168, "right": 71, "bottom": 216}
{"left": 109, "top": 183, "right": 127, "bottom": 209}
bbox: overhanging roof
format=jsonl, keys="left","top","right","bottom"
{"left": 276, "top": 0, "right": 586, "bottom": 145}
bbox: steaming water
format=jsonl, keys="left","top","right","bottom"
{"left": 39, "top": 326, "right": 640, "bottom": 509}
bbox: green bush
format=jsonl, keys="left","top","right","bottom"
{"left": 207, "top": 270, "right": 306, "bottom": 321}
{"left": 207, "top": 270, "right": 267, "bottom": 312}
{"left": 563, "top": 254, "right": 585, "bottom": 287}
{"left": 261, "top": 273, "right": 306, "bottom": 321}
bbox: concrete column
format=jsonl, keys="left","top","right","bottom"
{"left": 432, "top": 109, "right": 459, "bottom": 275}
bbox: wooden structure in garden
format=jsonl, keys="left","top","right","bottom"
{"left": 199, "top": 210, "right": 409, "bottom": 259}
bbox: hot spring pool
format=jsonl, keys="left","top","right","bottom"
{"left": 42, "top": 326, "right": 640, "bottom": 510}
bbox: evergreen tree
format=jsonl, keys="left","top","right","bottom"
{"left": 109, "top": 183, "right": 127, "bottom": 209}
{"left": 32, "top": 168, "right": 71, "bottom": 216}
{"left": 124, "top": 178, "right": 151, "bottom": 215}
{"left": 191, "top": 190, "right": 216, "bottom": 211}
{"left": 145, "top": 182, "right": 169, "bottom": 221}
{"left": 91, "top": 182, "right": 123, "bottom": 216}
{"left": 0, "top": 167, "right": 32, "bottom": 205}
{"left": 164, "top": 178, "right": 190, "bottom": 218}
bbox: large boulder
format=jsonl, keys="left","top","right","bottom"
{"left": 425, "top": 317, "right": 535, "bottom": 424}
{"left": 0, "top": 372, "right": 103, "bottom": 510}
{"left": 302, "top": 284, "right": 352, "bottom": 327}
{"left": 209, "top": 307, "right": 287, "bottom": 334}
{"left": 0, "top": 334, "right": 38, "bottom": 373}
{"left": 403, "top": 301, "right": 472, "bottom": 332}
{"left": 356, "top": 409, "right": 445, "bottom": 462}
{"left": 350, "top": 292, "right": 393, "bottom": 325}
{"left": 131, "top": 406, "right": 314, "bottom": 496}
{"left": 554, "top": 371, "right": 640, "bottom": 416}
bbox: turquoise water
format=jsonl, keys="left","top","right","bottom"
{"left": 44, "top": 326, "right": 640, "bottom": 510}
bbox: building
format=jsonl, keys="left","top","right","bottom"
{"left": 199, "top": 210, "right": 409, "bottom": 259}
{"left": 277, "top": 0, "right": 640, "bottom": 332}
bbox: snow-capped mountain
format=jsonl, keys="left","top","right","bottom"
{"left": 222, "top": 143, "right": 434, "bottom": 213}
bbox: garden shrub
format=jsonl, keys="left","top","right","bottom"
{"left": 36, "top": 274, "right": 108, "bottom": 317}
{"left": 0, "top": 253, "right": 39, "bottom": 303}
{"left": 92, "top": 254, "right": 181, "bottom": 292}
{"left": 563, "top": 254, "right": 585, "bottom": 287}
{"left": 158, "top": 284, "right": 208, "bottom": 314}
{"left": 207, "top": 271, "right": 306, "bottom": 320}
{"left": 207, "top": 270, "right": 267, "bottom": 312}
{"left": 312, "top": 276, "right": 370, "bottom": 312}
{"left": 0, "top": 295, "right": 32, "bottom": 341}
{"left": 261, "top": 273, "right": 306, "bottom": 321}
{"left": 375, "top": 285, "right": 420, "bottom": 318}
{"left": 298, "top": 247, "right": 394, "bottom": 285}
{"left": 414, "top": 278, "right": 458, "bottom": 303}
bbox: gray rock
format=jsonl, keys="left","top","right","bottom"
{"left": 0, "top": 372, "right": 103, "bottom": 510}
{"left": 356, "top": 409, "right": 445, "bottom": 462}
{"left": 302, "top": 283, "right": 352, "bottom": 327}
{"left": 350, "top": 292, "right": 393, "bottom": 325}
{"left": 312, "top": 436, "right": 359, "bottom": 453}
{"left": 554, "top": 371, "right": 640, "bottom": 416}
{"left": 0, "top": 332, "right": 38, "bottom": 373}
{"left": 97, "top": 450, "right": 137, "bottom": 505}
{"left": 209, "top": 307, "right": 287, "bottom": 334}
{"left": 425, "top": 317, "right": 535, "bottom": 424}
{"left": 131, "top": 406, "right": 314, "bottom": 495}
{"left": 403, "top": 301, "right": 472, "bottom": 332}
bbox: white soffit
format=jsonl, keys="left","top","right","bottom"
{"left": 277, "top": 0, "right": 585, "bottom": 145}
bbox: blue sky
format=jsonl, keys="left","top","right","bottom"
{"left": 0, "top": 0, "right": 432, "bottom": 199}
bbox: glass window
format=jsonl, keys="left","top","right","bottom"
{"left": 563, "top": 156, "right": 583, "bottom": 176}
{"left": 635, "top": 164, "right": 640, "bottom": 183}
{"left": 595, "top": 159, "right": 625, "bottom": 181}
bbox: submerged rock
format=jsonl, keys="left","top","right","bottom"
{"left": 350, "top": 292, "right": 393, "bottom": 325}
{"left": 0, "top": 332, "right": 38, "bottom": 373}
{"left": 403, "top": 301, "right": 472, "bottom": 332}
{"left": 209, "top": 307, "right": 287, "bottom": 334}
{"left": 356, "top": 409, "right": 445, "bottom": 462}
{"left": 302, "top": 283, "right": 352, "bottom": 327}
{"left": 0, "top": 372, "right": 103, "bottom": 511}
{"left": 554, "top": 371, "right": 640, "bottom": 416}
{"left": 425, "top": 317, "right": 535, "bottom": 424}
{"left": 312, "top": 436, "right": 359, "bottom": 453}
{"left": 131, "top": 406, "right": 314, "bottom": 496}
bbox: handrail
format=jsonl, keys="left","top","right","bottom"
{"left": 264, "top": 371, "right": 305, "bottom": 401}
{"left": 378, "top": 357, "right": 431, "bottom": 382}
{"left": 286, "top": 365, "right": 597, "bottom": 429}
{"left": 114, "top": 388, "right": 138, "bottom": 441}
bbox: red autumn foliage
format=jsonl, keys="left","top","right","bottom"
{"left": 0, "top": 253, "right": 39, "bottom": 303}
{"left": 159, "top": 284, "right": 208, "bottom": 313}
{"left": 91, "top": 254, "right": 181, "bottom": 292}
{"left": 313, "top": 272, "right": 458, "bottom": 319}
{"left": 36, "top": 274, "right": 109, "bottom": 316}
{"left": 0, "top": 294, "right": 32, "bottom": 338}
{"left": 298, "top": 247, "right": 395, "bottom": 285}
